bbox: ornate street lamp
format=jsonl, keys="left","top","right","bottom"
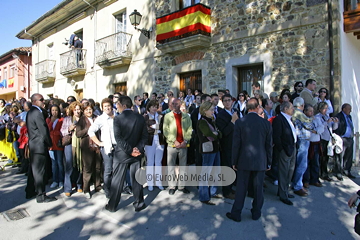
{"left": 129, "top": 9, "right": 151, "bottom": 39}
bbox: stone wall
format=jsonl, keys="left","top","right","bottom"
{"left": 154, "top": 0, "right": 341, "bottom": 97}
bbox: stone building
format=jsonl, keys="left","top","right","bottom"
{"left": 154, "top": 0, "right": 341, "bottom": 107}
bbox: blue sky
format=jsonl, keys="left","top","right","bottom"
{"left": 0, "top": 0, "right": 61, "bottom": 54}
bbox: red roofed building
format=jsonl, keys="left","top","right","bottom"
{"left": 0, "top": 47, "right": 32, "bottom": 101}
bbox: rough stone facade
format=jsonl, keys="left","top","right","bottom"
{"left": 154, "top": 0, "right": 341, "bottom": 103}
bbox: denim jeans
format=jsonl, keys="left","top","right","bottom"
{"left": 13, "top": 140, "right": 21, "bottom": 161}
{"left": 49, "top": 150, "right": 64, "bottom": 183}
{"left": 199, "top": 151, "right": 220, "bottom": 202}
{"left": 100, "top": 148, "right": 114, "bottom": 197}
{"left": 292, "top": 139, "right": 310, "bottom": 191}
{"left": 64, "top": 145, "right": 82, "bottom": 193}
{"left": 303, "top": 143, "right": 320, "bottom": 184}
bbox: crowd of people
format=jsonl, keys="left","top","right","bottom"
{"left": 0, "top": 78, "right": 356, "bottom": 220}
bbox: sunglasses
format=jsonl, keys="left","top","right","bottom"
{"left": 239, "top": 94, "right": 244, "bottom": 97}
{"left": 320, "top": 90, "right": 327, "bottom": 93}
{"left": 38, "top": 98, "right": 44, "bottom": 102}
{"left": 297, "top": 85, "right": 303, "bottom": 88}
{"left": 113, "top": 96, "right": 120, "bottom": 98}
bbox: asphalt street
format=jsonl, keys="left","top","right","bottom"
{"left": 1, "top": 166, "right": 360, "bottom": 240}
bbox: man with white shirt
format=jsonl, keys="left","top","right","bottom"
{"left": 88, "top": 98, "right": 116, "bottom": 199}
{"left": 272, "top": 101, "right": 296, "bottom": 206}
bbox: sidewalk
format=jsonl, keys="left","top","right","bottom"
{"left": 1, "top": 167, "right": 360, "bottom": 240}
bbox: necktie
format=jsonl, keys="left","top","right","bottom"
{"left": 347, "top": 115, "right": 354, "bottom": 135}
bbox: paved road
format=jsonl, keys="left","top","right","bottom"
{"left": 1, "top": 167, "right": 360, "bottom": 239}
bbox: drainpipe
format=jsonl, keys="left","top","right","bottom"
{"left": 327, "top": 0, "right": 335, "bottom": 111}
{"left": 81, "top": 0, "right": 97, "bottom": 100}
{"left": 25, "top": 29, "right": 39, "bottom": 94}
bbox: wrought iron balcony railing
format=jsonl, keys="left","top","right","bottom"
{"left": 95, "top": 31, "right": 132, "bottom": 68}
{"left": 60, "top": 48, "right": 87, "bottom": 77}
{"left": 35, "top": 59, "right": 56, "bottom": 83}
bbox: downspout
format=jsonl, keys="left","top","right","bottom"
{"left": 327, "top": 0, "right": 335, "bottom": 112}
{"left": 81, "top": 0, "right": 97, "bottom": 100}
{"left": 24, "top": 29, "right": 39, "bottom": 94}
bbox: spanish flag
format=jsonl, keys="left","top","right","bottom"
{"left": 156, "top": 4, "right": 211, "bottom": 42}
{"left": 8, "top": 78, "right": 14, "bottom": 88}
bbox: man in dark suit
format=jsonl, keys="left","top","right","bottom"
{"left": 334, "top": 103, "right": 356, "bottom": 179}
{"left": 158, "top": 93, "right": 168, "bottom": 111}
{"left": 140, "top": 92, "right": 149, "bottom": 109}
{"left": 272, "top": 101, "right": 297, "bottom": 205}
{"left": 106, "top": 96, "right": 148, "bottom": 212}
{"left": 25, "top": 93, "right": 56, "bottom": 203}
{"left": 133, "top": 95, "right": 146, "bottom": 115}
{"left": 211, "top": 93, "right": 223, "bottom": 118}
{"left": 216, "top": 94, "right": 239, "bottom": 200}
{"left": 226, "top": 98, "right": 272, "bottom": 222}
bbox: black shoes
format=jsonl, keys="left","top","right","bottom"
{"left": 336, "top": 175, "right": 343, "bottom": 181}
{"left": 321, "top": 176, "right": 332, "bottom": 182}
{"left": 37, "top": 195, "right": 57, "bottom": 203}
{"left": 169, "top": 189, "right": 176, "bottom": 195}
{"left": 226, "top": 212, "right": 241, "bottom": 222}
{"left": 347, "top": 173, "right": 356, "bottom": 179}
{"left": 280, "top": 198, "right": 293, "bottom": 206}
{"left": 105, "top": 204, "right": 115, "bottom": 212}
{"left": 288, "top": 194, "right": 295, "bottom": 199}
{"left": 26, "top": 192, "right": 37, "bottom": 199}
{"left": 122, "top": 186, "right": 133, "bottom": 194}
{"left": 201, "top": 200, "right": 215, "bottom": 205}
{"left": 178, "top": 188, "right": 190, "bottom": 194}
{"left": 135, "top": 204, "right": 146, "bottom": 212}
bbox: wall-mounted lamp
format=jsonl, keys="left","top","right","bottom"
{"left": 70, "top": 79, "right": 76, "bottom": 87}
{"left": 129, "top": 9, "right": 152, "bottom": 39}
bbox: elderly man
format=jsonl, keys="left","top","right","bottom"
{"left": 163, "top": 98, "right": 192, "bottom": 195}
{"left": 291, "top": 98, "right": 313, "bottom": 197}
{"left": 26, "top": 94, "right": 56, "bottom": 203}
{"left": 334, "top": 103, "right": 356, "bottom": 179}
{"left": 270, "top": 92, "right": 280, "bottom": 112}
{"left": 273, "top": 101, "right": 296, "bottom": 205}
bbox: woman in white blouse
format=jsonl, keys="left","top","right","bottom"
{"left": 316, "top": 88, "right": 333, "bottom": 116}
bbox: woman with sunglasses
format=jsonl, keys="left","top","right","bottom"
{"left": 232, "top": 91, "right": 247, "bottom": 116}
{"left": 316, "top": 88, "right": 333, "bottom": 116}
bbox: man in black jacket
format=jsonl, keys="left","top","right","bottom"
{"left": 216, "top": 94, "right": 238, "bottom": 199}
{"left": 334, "top": 103, "right": 356, "bottom": 179}
{"left": 226, "top": 98, "right": 272, "bottom": 222}
{"left": 106, "top": 96, "right": 148, "bottom": 212}
{"left": 272, "top": 101, "right": 297, "bottom": 206}
{"left": 26, "top": 93, "right": 56, "bottom": 203}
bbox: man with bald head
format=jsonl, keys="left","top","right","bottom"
{"left": 163, "top": 98, "right": 193, "bottom": 195}
{"left": 26, "top": 94, "right": 56, "bottom": 203}
{"left": 226, "top": 98, "right": 272, "bottom": 222}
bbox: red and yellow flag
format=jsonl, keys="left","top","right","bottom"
{"left": 156, "top": 4, "right": 211, "bottom": 42}
{"left": 8, "top": 78, "right": 14, "bottom": 88}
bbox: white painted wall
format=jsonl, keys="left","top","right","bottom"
{"left": 339, "top": 2, "right": 360, "bottom": 132}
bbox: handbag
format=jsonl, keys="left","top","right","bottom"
{"left": 62, "top": 134, "right": 72, "bottom": 146}
{"left": 7, "top": 130, "right": 14, "bottom": 143}
{"left": 202, "top": 141, "right": 213, "bottom": 153}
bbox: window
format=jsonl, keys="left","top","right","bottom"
{"left": 180, "top": 0, "right": 200, "bottom": 9}
{"left": 3, "top": 67, "right": 7, "bottom": 79}
{"left": 10, "top": 65, "right": 15, "bottom": 78}
{"left": 114, "top": 82, "right": 127, "bottom": 96}
{"left": 115, "top": 11, "right": 127, "bottom": 52}
{"left": 179, "top": 71, "right": 202, "bottom": 93}
{"left": 237, "top": 64, "right": 264, "bottom": 95}
{"left": 0, "top": 69, "right": 2, "bottom": 80}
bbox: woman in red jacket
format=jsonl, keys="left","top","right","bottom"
{"left": 46, "top": 104, "right": 64, "bottom": 189}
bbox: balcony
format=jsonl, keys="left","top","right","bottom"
{"left": 35, "top": 60, "right": 56, "bottom": 83}
{"left": 156, "top": 3, "right": 211, "bottom": 54}
{"left": 95, "top": 31, "right": 132, "bottom": 69}
{"left": 344, "top": 0, "right": 360, "bottom": 38}
{"left": 60, "top": 49, "right": 87, "bottom": 77}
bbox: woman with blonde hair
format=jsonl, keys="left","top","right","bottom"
{"left": 197, "top": 101, "right": 222, "bottom": 205}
